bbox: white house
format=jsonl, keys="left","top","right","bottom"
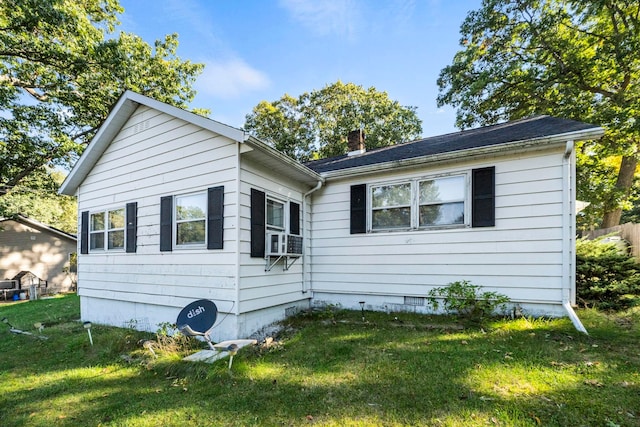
{"left": 60, "top": 91, "right": 604, "bottom": 339}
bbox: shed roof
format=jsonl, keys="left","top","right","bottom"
{"left": 0, "top": 215, "right": 77, "bottom": 241}
{"left": 305, "top": 116, "right": 604, "bottom": 176}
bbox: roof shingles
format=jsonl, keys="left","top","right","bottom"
{"left": 305, "top": 116, "right": 602, "bottom": 174}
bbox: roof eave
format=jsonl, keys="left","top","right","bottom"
{"left": 1, "top": 215, "right": 77, "bottom": 240}
{"left": 318, "top": 127, "right": 605, "bottom": 180}
{"left": 244, "top": 136, "right": 325, "bottom": 186}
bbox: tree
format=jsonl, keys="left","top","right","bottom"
{"left": 437, "top": 0, "right": 640, "bottom": 228}
{"left": 0, "top": 0, "right": 204, "bottom": 200}
{"left": 244, "top": 81, "right": 422, "bottom": 161}
{"left": 0, "top": 169, "right": 77, "bottom": 234}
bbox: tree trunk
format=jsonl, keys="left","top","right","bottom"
{"left": 601, "top": 154, "right": 638, "bottom": 228}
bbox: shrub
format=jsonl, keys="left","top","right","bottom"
{"left": 427, "top": 280, "right": 510, "bottom": 322}
{"left": 576, "top": 236, "right": 640, "bottom": 310}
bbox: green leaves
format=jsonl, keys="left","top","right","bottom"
{"left": 427, "top": 280, "right": 511, "bottom": 323}
{"left": 576, "top": 236, "right": 640, "bottom": 310}
{"left": 244, "top": 81, "right": 422, "bottom": 161}
{"left": 437, "top": 0, "right": 640, "bottom": 226}
{"left": 0, "top": 0, "right": 203, "bottom": 199}
{"left": 0, "top": 170, "right": 77, "bottom": 233}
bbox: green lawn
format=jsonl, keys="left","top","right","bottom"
{"left": 0, "top": 294, "right": 638, "bottom": 426}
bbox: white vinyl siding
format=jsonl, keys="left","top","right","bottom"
{"left": 76, "top": 105, "right": 238, "bottom": 334}
{"left": 310, "top": 147, "right": 569, "bottom": 313}
{"left": 238, "top": 158, "right": 309, "bottom": 314}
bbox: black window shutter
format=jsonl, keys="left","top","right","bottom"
{"left": 250, "top": 188, "right": 266, "bottom": 257}
{"left": 290, "top": 201, "right": 300, "bottom": 235}
{"left": 80, "top": 211, "right": 89, "bottom": 254}
{"left": 125, "top": 202, "right": 137, "bottom": 253}
{"left": 350, "top": 184, "right": 367, "bottom": 234}
{"left": 160, "top": 196, "right": 173, "bottom": 252}
{"left": 207, "top": 186, "right": 224, "bottom": 249}
{"left": 472, "top": 166, "right": 496, "bottom": 227}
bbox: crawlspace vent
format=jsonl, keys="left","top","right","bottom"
{"left": 404, "top": 296, "right": 425, "bottom": 306}
{"left": 285, "top": 306, "right": 297, "bottom": 317}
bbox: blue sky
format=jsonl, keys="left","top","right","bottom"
{"left": 118, "top": 0, "right": 482, "bottom": 138}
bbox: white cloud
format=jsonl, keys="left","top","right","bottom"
{"left": 279, "top": 0, "right": 359, "bottom": 39}
{"left": 196, "top": 59, "right": 271, "bottom": 99}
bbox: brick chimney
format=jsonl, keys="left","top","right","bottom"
{"left": 347, "top": 129, "right": 365, "bottom": 155}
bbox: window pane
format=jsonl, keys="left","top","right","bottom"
{"left": 90, "top": 212, "right": 105, "bottom": 231}
{"left": 90, "top": 232, "right": 104, "bottom": 250}
{"left": 420, "top": 202, "right": 464, "bottom": 226}
{"left": 420, "top": 176, "right": 464, "bottom": 203}
{"left": 176, "top": 194, "right": 206, "bottom": 221}
{"left": 177, "top": 220, "right": 205, "bottom": 245}
{"left": 267, "top": 199, "right": 284, "bottom": 229}
{"left": 372, "top": 207, "right": 411, "bottom": 229}
{"left": 109, "top": 209, "right": 125, "bottom": 229}
{"left": 108, "top": 230, "right": 124, "bottom": 249}
{"left": 372, "top": 183, "right": 411, "bottom": 208}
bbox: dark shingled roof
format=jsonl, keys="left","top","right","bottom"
{"left": 305, "top": 115, "right": 601, "bottom": 174}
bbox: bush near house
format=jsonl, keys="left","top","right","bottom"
{"left": 427, "top": 280, "right": 510, "bottom": 323}
{"left": 576, "top": 236, "right": 640, "bottom": 310}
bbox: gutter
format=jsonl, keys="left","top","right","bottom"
{"left": 301, "top": 180, "right": 323, "bottom": 294}
{"left": 561, "top": 140, "right": 588, "bottom": 334}
{"left": 244, "top": 135, "right": 323, "bottom": 185}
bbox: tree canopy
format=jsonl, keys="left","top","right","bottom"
{"left": 0, "top": 0, "right": 204, "bottom": 205}
{"left": 437, "top": 0, "right": 640, "bottom": 228}
{"left": 244, "top": 81, "right": 423, "bottom": 161}
{"left": 0, "top": 169, "right": 77, "bottom": 233}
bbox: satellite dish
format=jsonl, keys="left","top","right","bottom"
{"left": 176, "top": 300, "right": 257, "bottom": 370}
{"left": 176, "top": 299, "right": 218, "bottom": 337}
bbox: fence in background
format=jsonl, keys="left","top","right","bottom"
{"left": 585, "top": 222, "right": 640, "bottom": 261}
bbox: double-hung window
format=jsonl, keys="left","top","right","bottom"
{"left": 159, "top": 186, "right": 224, "bottom": 252}
{"left": 89, "top": 208, "right": 125, "bottom": 251}
{"left": 175, "top": 193, "right": 206, "bottom": 246}
{"left": 371, "top": 182, "right": 412, "bottom": 230}
{"left": 352, "top": 167, "right": 494, "bottom": 235}
{"left": 266, "top": 197, "right": 285, "bottom": 232}
{"left": 369, "top": 173, "right": 468, "bottom": 231}
{"left": 419, "top": 175, "right": 465, "bottom": 227}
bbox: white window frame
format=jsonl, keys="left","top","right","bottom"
{"left": 418, "top": 174, "right": 467, "bottom": 228}
{"left": 368, "top": 172, "right": 470, "bottom": 232}
{"left": 370, "top": 181, "right": 413, "bottom": 231}
{"left": 174, "top": 191, "right": 207, "bottom": 248}
{"left": 89, "top": 207, "right": 126, "bottom": 252}
{"left": 266, "top": 195, "right": 287, "bottom": 233}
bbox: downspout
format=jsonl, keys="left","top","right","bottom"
{"left": 234, "top": 140, "right": 242, "bottom": 317}
{"left": 562, "top": 140, "right": 588, "bottom": 334}
{"left": 301, "top": 180, "right": 323, "bottom": 294}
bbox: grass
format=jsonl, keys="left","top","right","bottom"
{"left": 0, "top": 295, "right": 639, "bottom": 426}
